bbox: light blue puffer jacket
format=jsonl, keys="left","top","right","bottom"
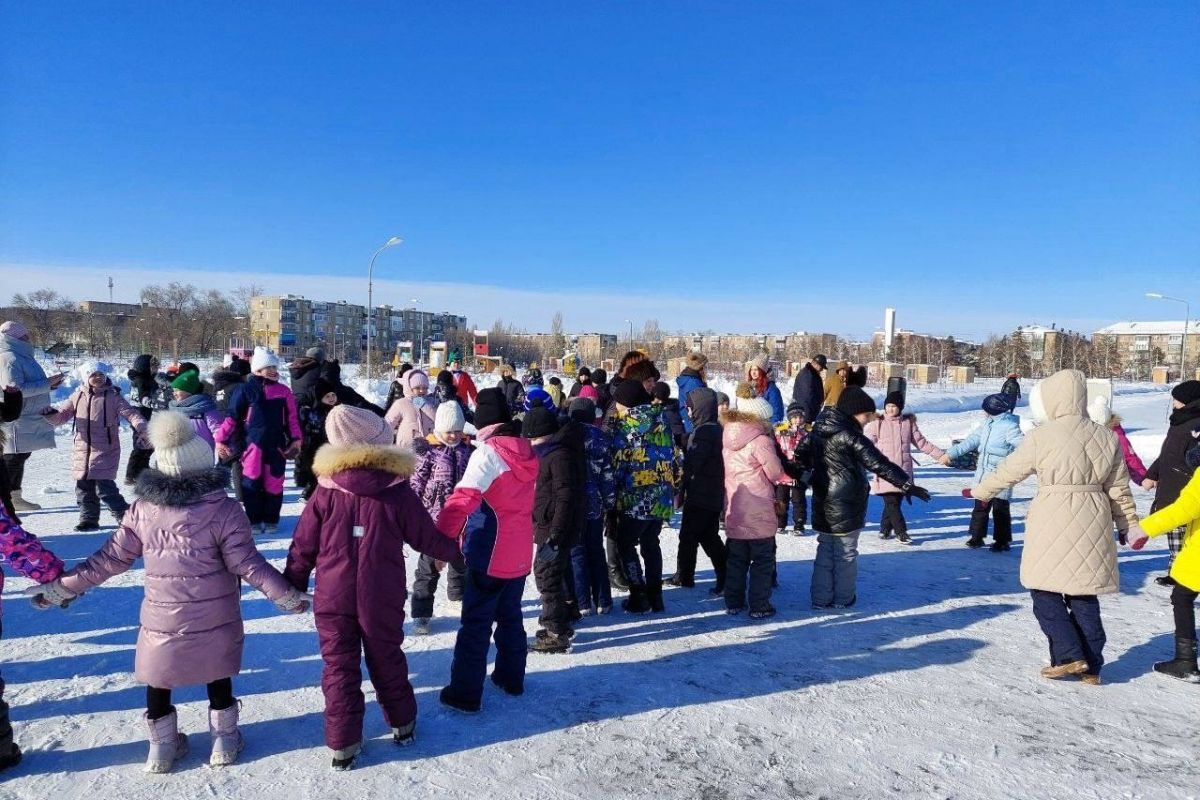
{"left": 947, "top": 412, "right": 1024, "bottom": 500}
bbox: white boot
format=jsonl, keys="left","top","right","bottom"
{"left": 145, "top": 710, "right": 188, "bottom": 774}
{"left": 208, "top": 702, "right": 244, "bottom": 767}
{"left": 10, "top": 491, "right": 40, "bottom": 512}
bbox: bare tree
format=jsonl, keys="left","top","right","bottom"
{"left": 9, "top": 289, "right": 75, "bottom": 346}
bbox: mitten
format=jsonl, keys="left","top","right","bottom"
{"left": 904, "top": 485, "right": 931, "bottom": 503}
{"left": 1126, "top": 524, "right": 1149, "bottom": 551}
{"left": 274, "top": 587, "right": 314, "bottom": 613}
{"left": 26, "top": 579, "right": 77, "bottom": 610}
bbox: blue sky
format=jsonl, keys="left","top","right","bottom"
{"left": 2, "top": 2, "right": 1197, "bottom": 338}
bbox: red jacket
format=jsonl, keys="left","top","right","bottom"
{"left": 451, "top": 370, "right": 478, "bottom": 407}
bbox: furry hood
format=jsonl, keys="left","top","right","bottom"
{"left": 134, "top": 467, "right": 230, "bottom": 506}
{"left": 721, "top": 409, "right": 774, "bottom": 450}
{"left": 313, "top": 443, "right": 416, "bottom": 479}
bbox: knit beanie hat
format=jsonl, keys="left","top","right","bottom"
{"left": 405, "top": 369, "right": 430, "bottom": 392}
{"left": 250, "top": 346, "right": 280, "bottom": 373}
{"left": 474, "top": 387, "right": 512, "bottom": 429}
{"left": 686, "top": 352, "right": 708, "bottom": 370}
{"left": 746, "top": 353, "right": 769, "bottom": 374}
{"left": 149, "top": 411, "right": 214, "bottom": 477}
{"left": 738, "top": 395, "right": 775, "bottom": 421}
{"left": 612, "top": 379, "right": 652, "bottom": 409}
{"left": 1172, "top": 380, "right": 1200, "bottom": 406}
{"left": 436, "top": 369, "right": 455, "bottom": 388}
{"left": 522, "top": 405, "right": 559, "bottom": 439}
{"left": 325, "top": 405, "right": 393, "bottom": 446}
{"left": 591, "top": 368, "right": 608, "bottom": 385}
{"left": 836, "top": 386, "right": 877, "bottom": 417}
{"left": 982, "top": 393, "right": 1013, "bottom": 416}
{"left": 306, "top": 347, "right": 326, "bottom": 362}
{"left": 435, "top": 400, "right": 466, "bottom": 434}
{"left": 77, "top": 360, "right": 112, "bottom": 382}
{"left": 524, "top": 387, "right": 557, "bottom": 414}
{"left": 884, "top": 391, "right": 905, "bottom": 411}
{"left": 0, "top": 320, "right": 29, "bottom": 341}
{"left": 569, "top": 397, "right": 598, "bottom": 424}
{"left": 785, "top": 401, "right": 807, "bottom": 421}
{"left": 171, "top": 371, "right": 202, "bottom": 395}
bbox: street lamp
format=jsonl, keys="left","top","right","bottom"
{"left": 1146, "top": 292, "right": 1191, "bottom": 379}
{"left": 367, "top": 236, "right": 404, "bottom": 378}
{"left": 410, "top": 298, "right": 422, "bottom": 364}
{"left": 625, "top": 319, "right": 633, "bottom": 352}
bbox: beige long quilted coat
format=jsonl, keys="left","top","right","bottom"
{"left": 974, "top": 370, "right": 1138, "bottom": 595}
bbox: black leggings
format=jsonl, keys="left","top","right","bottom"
{"left": 2, "top": 453, "right": 31, "bottom": 491}
{"left": 879, "top": 493, "right": 907, "bottom": 537}
{"left": 147, "top": 678, "right": 235, "bottom": 720}
{"left": 1173, "top": 584, "right": 1198, "bottom": 640}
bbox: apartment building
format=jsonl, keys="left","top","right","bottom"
{"left": 1092, "top": 320, "right": 1200, "bottom": 375}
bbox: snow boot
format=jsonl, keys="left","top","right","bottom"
{"left": 438, "top": 687, "right": 481, "bottom": 714}
{"left": 536, "top": 627, "right": 575, "bottom": 641}
{"left": 1080, "top": 673, "right": 1102, "bottom": 686}
{"left": 1155, "top": 574, "right": 1178, "bottom": 587}
{"left": 897, "top": 532, "right": 913, "bottom": 545}
{"left": 10, "top": 491, "right": 40, "bottom": 512}
{"left": 413, "top": 618, "right": 432, "bottom": 636}
{"left": 1153, "top": 637, "right": 1200, "bottom": 681}
{"left": 490, "top": 673, "right": 524, "bottom": 696}
{"left": 529, "top": 632, "right": 571, "bottom": 654}
{"left": 144, "top": 709, "right": 188, "bottom": 774}
{"left": 646, "top": 582, "right": 665, "bottom": 613}
{"left": 989, "top": 541, "right": 1011, "bottom": 552}
{"left": 330, "top": 741, "right": 362, "bottom": 771}
{"left": 965, "top": 537, "right": 985, "bottom": 549}
{"left": 1040, "top": 660, "right": 1089, "bottom": 680}
{"left": 393, "top": 720, "right": 416, "bottom": 747}
{"left": 208, "top": 702, "right": 244, "bottom": 767}
{"left": 665, "top": 573, "right": 694, "bottom": 588}
{"left": 621, "top": 585, "right": 651, "bottom": 614}
{"left": 74, "top": 521, "right": 100, "bottom": 532}
{"left": 749, "top": 606, "right": 777, "bottom": 620}
{"left": 0, "top": 744, "right": 21, "bottom": 772}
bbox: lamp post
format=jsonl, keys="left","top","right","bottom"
{"left": 1146, "top": 292, "right": 1191, "bottom": 379}
{"left": 366, "top": 236, "right": 404, "bottom": 378}
{"left": 409, "top": 298, "right": 422, "bottom": 364}
{"left": 625, "top": 319, "right": 633, "bottom": 352}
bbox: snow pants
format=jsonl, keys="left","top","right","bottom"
{"left": 240, "top": 444, "right": 286, "bottom": 525}
{"left": 878, "top": 492, "right": 907, "bottom": 538}
{"left": 317, "top": 612, "right": 414, "bottom": 750}
{"left": 125, "top": 444, "right": 153, "bottom": 484}
{"left": 410, "top": 554, "right": 466, "bottom": 620}
{"left": 616, "top": 515, "right": 664, "bottom": 588}
{"left": 812, "top": 530, "right": 860, "bottom": 607}
{"left": 1030, "top": 590, "right": 1106, "bottom": 675}
{"left": 446, "top": 569, "right": 527, "bottom": 706}
{"left": 774, "top": 482, "right": 808, "bottom": 529}
{"left": 571, "top": 516, "right": 612, "bottom": 611}
{"left": 1, "top": 453, "right": 30, "bottom": 492}
{"left": 534, "top": 544, "right": 572, "bottom": 636}
{"left": 725, "top": 537, "right": 776, "bottom": 613}
{"left": 1173, "top": 584, "right": 1198, "bottom": 640}
{"left": 675, "top": 505, "right": 726, "bottom": 589}
{"left": 969, "top": 499, "right": 1011, "bottom": 545}
{"left": 75, "top": 479, "right": 129, "bottom": 525}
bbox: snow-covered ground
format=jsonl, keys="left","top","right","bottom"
{"left": 0, "top": 376, "right": 1194, "bottom": 799}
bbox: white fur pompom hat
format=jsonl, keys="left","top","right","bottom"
{"left": 250, "top": 346, "right": 280, "bottom": 373}
{"left": 737, "top": 395, "right": 775, "bottom": 421}
{"left": 149, "top": 411, "right": 214, "bottom": 477}
{"left": 76, "top": 360, "right": 113, "bottom": 383}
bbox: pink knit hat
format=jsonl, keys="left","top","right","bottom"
{"left": 325, "top": 405, "right": 393, "bottom": 446}
{"left": 0, "top": 321, "right": 29, "bottom": 341}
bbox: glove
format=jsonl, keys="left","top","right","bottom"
{"left": 904, "top": 485, "right": 931, "bottom": 503}
{"left": 961, "top": 488, "right": 975, "bottom": 500}
{"left": 1126, "top": 523, "right": 1149, "bottom": 551}
{"left": 274, "top": 587, "right": 314, "bottom": 613}
{"left": 26, "top": 579, "right": 78, "bottom": 610}
{"left": 283, "top": 441, "right": 302, "bottom": 460}
{"left": 535, "top": 542, "right": 559, "bottom": 563}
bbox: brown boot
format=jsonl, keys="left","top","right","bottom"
{"left": 1040, "top": 660, "right": 1088, "bottom": 680}
{"left": 1080, "top": 673, "right": 1102, "bottom": 686}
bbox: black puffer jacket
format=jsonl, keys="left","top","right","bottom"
{"left": 210, "top": 368, "right": 245, "bottom": 416}
{"left": 796, "top": 406, "right": 912, "bottom": 534}
{"left": 1001, "top": 376, "right": 1022, "bottom": 402}
{"left": 1147, "top": 400, "right": 1200, "bottom": 510}
{"left": 531, "top": 420, "right": 588, "bottom": 548}
{"left": 791, "top": 363, "right": 823, "bottom": 425}
{"left": 681, "top": 388, "right": 724, "bottom": 513}
{"left": 288, "top": 357, "right": 323, "bottom": 413}
{"left": 127, "top": 354, "right": 166, "bottom": 419}
{"left": 499, "top": 375, "right": 524, "bottom": 413}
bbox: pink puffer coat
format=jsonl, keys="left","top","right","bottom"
{"left": 60, "top": 467, "right": 292, "bottom": 689}
{"left": 384, "top": 370, "right": 439, "bottom": 448}
{"left": 862, "top": 413, "right": 945, "bottom": 494}
{"left": 47, "top": 381, "right": 147, "bottom": 480}
{"left": 722, "top": 411, "right": 785, "bottom": 540}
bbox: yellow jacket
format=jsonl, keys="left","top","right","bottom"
{"left": 1140, "top": 468, "right": 1200, "bottom": 592}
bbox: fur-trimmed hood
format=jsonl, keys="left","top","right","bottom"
{"left": 134, "top": 467, "right": 230, "bottom": 506}
{"left": 313, "top": 443, "right": 417, "bottom": 497}
{"left": 722, "top": 409, "right": 774, "bottom": 451}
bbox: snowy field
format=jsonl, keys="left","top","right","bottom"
{"left": 0, "top": 375, "right": 1195, "bottom": 800}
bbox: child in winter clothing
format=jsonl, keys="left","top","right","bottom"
{"left": 409, "top": 401, "right": 473, "bottom": 633}
{"left": 497, "top": 364, "right": 524, "bottom": 413}
{"left": 545, "top": 376, "right": 565, "bottom": 411}
{"left": 864, "top": 391, "right": 945, "bottom": 545}
{"left": 567, "top": 398, "right": 616, "bottom": 614}
{"left": 0, "top": 387, "right": 23, "bottom": 521}
{"left": 1128, "top": 437, "right": 1200, "bottom": 680}
{"left": 125, "top": 354, "right": 165, "bottom": 484}
{"left": 669, "top": 387, "right": 727, "bottom": 592}
{"left": 774, "top": 403, "right": 809, "bottom": 535}
{"left": 1087, "top": 395, "right": 1148, "bottom": 485}
{"left": 436, "top": 388, "right": 538, "bottom": 713}
{"left": 1, "top": 320, "right": 56, "bottom": 515}
{"left": 522, "top": 363, "right": 544, "bottom": 388}
{"left": 384, "top": 363, "right": 412, "bottom": 410}
{"left": 0, "top": 504, "right": 64, "bottom": 771}
{"left": 286, "top": 405, "right": 461, "bottom": 769}
{"left": 170, "top": 370, "right": 223, "bottom": 451}
{"left": 447, "top": 354, "right": 478, "bottom": 408}
{"left": 722, "top": 397, "right": 785, "bottom": 618}
{"left": 385, "top": 369, "right": 439, "bottom": 448}
{"left": 942, "top": 393, "right": 1024, "bottom": 551}
{"left": 34, "top": 411, "right": 308, "bottom": 773}
{"left": 796, "top": 387, "right": 929, "bottom": 608}
{"left": 652, "top": 381, "right": 687, "bottom": 450}
{"left": 293, "top": 379, "right": 341, "bottom": 500}
{"left": 214, "top": 347, "right": 302, "bottom": 534}
{"left": 1142, "top": 380, "right": 1200, "bottom": 586}
{"left": 524, "top": 404, "right": 587, "bottom": 653}
{"left": 44, "top": 361, "right": 148, "bottom": 532}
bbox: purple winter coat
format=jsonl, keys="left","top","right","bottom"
{"left": 410, "top": 435, "right": 474, "bottom": 517}
{"left": 862, "top": 413, "right": 945, "bottom": 494}
{"left": 47, "top": 381, "right": 147, "bottom": 480}
{"left": 60, "top": 468, "right": 292, "bottom": 689}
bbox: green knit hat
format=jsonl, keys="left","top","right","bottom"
{"left": 171, "top": 371, "right": 201, "bottom": 395}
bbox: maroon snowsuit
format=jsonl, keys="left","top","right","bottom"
{"left": 284, "top": 443, "right": 461, "bottom": 750}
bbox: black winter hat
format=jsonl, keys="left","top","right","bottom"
{"left": 651, "top": 382, "right": 672, "bottom": 402}
{"left": 884, "top": 391, "right": 905, "bottom": 411}
{"left": 591, "top": 368, "right": 608, "bottom": 385}
{"left": 813, "top": 354, "right": 828, "bottom": 369}
{"left": 474, "top": 388, "right": 512, "bottom": 429}
{"left": 569, "top": 397, "right": 598, "bottom": 424}
{"left": 1172, "top": 380, "right": 1200, "bottom": 406}
{"left": 836, "top": 387, "right": 877, "bottom": 417}
{"left": 613, "top": 379, "right": 652, "bottom": 409}
{"left": 522, "top": 405, "right": 559, "bottom": 439}
{"left": 785, "top": 401, "right": 807, "bottom": 421}
{"left": 982, "top": 393, "right": 1013, "bottom": 416}
{"left": 436, "top": 369, "right": 455, "bottom": 388}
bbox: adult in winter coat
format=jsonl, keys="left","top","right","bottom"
{"left": 863, "top": 391, "right": 946, "bottom": 545}
{"left": 38, "top": 412, "right": 306, "bottom": 772}
{"left": 790, "top": 355, "right": 826, "bottom": 426}
{"left": 0, "top": 321, "right": 57, "bottom": 513}
{"left": 795, "top": 388, "right": 929, "bottom": 608}
{"left": 674, "top": 353, "right": 708, "bottom": 433}
{"left": 1142, "top": 380, "right": 1200, "bottom": 586}
{"left": 287, "top": 348, "right": 326, "bottom": 415}
{"left": 44, "top": 362, "right": 149, "bottom": 531}
{"left": 285, "top": 405, "right": 461, "bottom": 769}
{"left": 524, "top": 407, "right": 588, "bottom": 652}
{"left": 319, "top": 359, "right": 385, "bottom": 416}
{"left": 497, "top": 365, "right": 524, "bottom": 413}
{"left": 408, "top": 402, "right": 473, "bottom": 633}
{"left": 1087, "top": 395, "right": 1148, "bottom": 485}
{"left": 169, "top": 371, "right": 223, "bottom": 451}
{"left": 384, "top": 369, "right": 439, "bottom": 448}
{"left": 722, "top": 398, "right": 785, "bottom": 618}
{"left": 0, "top": 388, "right": 24, "bottom": 521}
{"left": 567, "top": 398, "right": 616, "bottom": 615}
{"left": 214, "top": 348, "right": 302, "bottom": 533}
{"left": 973, "top": 369, "right": 1138, "bottom": 684}
{"left": 942, "top": 394, "right": 1024, "bottom": 550}
{"left": 0, "top": 502, "right": 64, "bottom": 771}
{"left": 670, "top": 387, "right": 727, "bottom": 591}
{"left": 384, "top": 363, "right": 413, "bottom": 411}
{"left": 447, "top": 354, "right": 478, "bottom": 408}
{"left": 1001, "top": 373, "right": 1022, "bottom": 408}
{"left": 1129, "top": 438, "right": 1200, "bottom": 680}
{"left": 822, "top": 361, "right": 851, "bottom": 408}
{"left": 125, "top": 353, "right": 166, "bottom": 484}
{"left": 591, "top": 368, "right": 612, "bottom": 414}
{"left": 435, "top": 389, "right": 539, "bottom": 714}
{"left": 746, "top": 353, "right": 785, "bottom": 424}
{"left": 568, "top": 367, "right": 592, "bottom": 401}
{"left": 293, "top": 378, "right": 341, "bottom": 500}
